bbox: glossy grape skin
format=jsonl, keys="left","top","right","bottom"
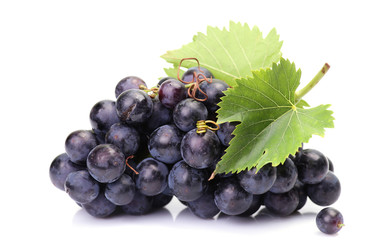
{"left": 263, "top": 188, "right": 299, "bottom": 216}
{"left": 135, "top": 158, "right": 169, "bottom": 196}
{"left": 269, "top": 158, "right": 298, "bottom": 193}
{"left": 239, "top": 194, "right": 263, "bottom": 217}
{"left": 158, "top": 79, "right": 186, "bottom": 109}
{"left": 144, "top": 97, "right": 173, "bottom": 133}
{"left": 168, "top": 160, "right": 208, "bottom": 202}
{"left": 120, "top": 191, "right": 153, "bottom": 215}
{"left": 187, "top": 183, "right": 220, "bottom": 219}
{"left": 104, "top": 174, "right": 135, "bottom": 206}
{"left": 214, "top": 178, "right": 253, "bottom": 216}
{"left": 87, "top": 144, "right": 126, "bottom": 183}
{"left": 216, "top": 122, "right": 239, "bottom": 147}
{"left": 65, "top": 130, "right": 98, "bottom": 165}
{"left": 49, "top": 153, "right": 83, "bottom": 191}
{"left": 181, "top": 66, "right": 214, "bottom": 84}
{"left": 115, "top": 76, "right": 147, "bottom": 98}
{"left": 181, "top": 129, "right": 221, "bottom": 169}
{"left": 237, "top": 164, "right": 277, "bottom": 195}
{"left": 64, "top": 170, "right": 100, "bottom": 204}
{"left": 307, "top": 171, "right": 341, "bottom": 206}
{"left": 82, "top": 192, "right": 117, "bottom": 218}
{"left": 116, "top": 89, "right": 153, "bottom": 124}
{"left": 197, "top": 79, "right": 229, "bottom": 112}
{"left": 105, "top": 123, "right": 140, "bottom": 156}
{"left": 157, "top": 77, "right": 176, "bottom": 87}
{"left": 89, "top": 100, "right": 119, "bottom": 136}
{"left": 173, "top": 98, "right": 208, "bottom": 132}
{"left": 316, "top": 207, "right": 344, "bottom": 234}
{"left": 148, "top": 124, "right": 183, "bottom": 164}
{"left": 294, "top": 149, "right": 329, "bottom": 184}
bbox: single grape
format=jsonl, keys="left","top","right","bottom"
{"left": 269, "top": 158, "right": 298, "bottom": 193}
{"left": 263, "top": 188, "right": 299, "bottom": 216}
{"left": 168, "top": 160, "right": 208, "bottom": 201}
{"left": 120, "top": 191, "right": 153, "bottom": 215}
{"left": 151, "top": 188, "right": 173, "bottom": 209}
{"left": 306, "top": 171, "right": 341, "bottom": 206}
{"left": 294, "top": 148, "right": 329, "bottom": 184}
{"left": 173, "top": 98, "right": 208, "bottom": 132}
{"left": 105, "top": 123, "right": 140, "bottom": 156}
{"left": 216, "top": 121, "right": 239, "bottom": 147}
{"left": 105, "top": 174, "right": 135, "bottom": 206}
{"left": 64, "top": 170, "right": 100, "bottom": 204}
{"left": 135, "top": 158, "right": 169, "bottom": 196}
{"left": 157, "top": 77, "right": 176, "bottom": 87}
{"left": 144, "top": 97, "right": 173, "bottom": 133}
{"left": 89, "top": 100, "right": 119, "bottom": 137}
{"left": 181, "top": 66, "right": 214, "bottom": 84}
{"left": 187, "top": 183, "right": 220, "bottom": 219}
{"left": 49, "top": 153, "right": 83, "bottom": 191}
{"left": 316, "top": 207, "right": 344, "bottom": 234}
{"left": 65, "top": 130, "right": 98, "bottom": 165}
{"left": 116, "top": 89, "right": 153, "bottom": 124}
{"left": 181, "top": 128, "right": 221, "bottom": 169}
{"left": 87, "top": 144, "right": 126, "bottom": 183}
{"left": 148, "top": 124, "right": 183, "bottom": 164}
{"left": 214, "top": 178, "right": 253, "bottom": 215}
{"left": 197, "top": 78, "right": 229, "bottom": 112}
{"left": 293, "top": 180, "right": 307, "bottom": 211}
{"left": 82, "top": 192, "right": 117, "bottom": 218}
{"left": 237, "top": 164, "right": 277, "bottom": 195}
{"left": 115, "top": 76, "right": 147, "bottom": 98}
{"left": 158, "top": 79, "right": 186, "bottom": 109}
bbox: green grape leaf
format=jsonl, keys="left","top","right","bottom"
{"left": 214, "top": 58, "right": 334, "bottom": 174}
{"left": 161, "top": 22, "right": 283, "bottom": 86}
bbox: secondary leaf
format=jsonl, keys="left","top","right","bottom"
{"left": 215, "top": 58, "right": 334, "bottom": 174}
{"left": 161, "top": 22, "right": 283, "bottom": 86}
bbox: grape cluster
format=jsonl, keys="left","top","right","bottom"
{"left": 49, "top": 69, "right": 342, "bottom": 232}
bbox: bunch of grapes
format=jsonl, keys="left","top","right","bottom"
{"left": 49, "top": 67, "right": 343, "bottom": 234}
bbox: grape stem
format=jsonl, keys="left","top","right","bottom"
{"left": 294, "top": 63, "right": 330, "bottom": 103}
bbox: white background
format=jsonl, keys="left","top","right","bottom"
{"left": 0, "top": 0, "right": 364, "bottom": 239}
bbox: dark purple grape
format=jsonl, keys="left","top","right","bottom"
{"left": 168, "top": 160, "right": 208, "bottom": 202}
{"left": 87, "top": 144, "right": 126, "bottom": 183}
{"left": 316, "top": 207, "right": 344, "bottom": 234}
{"left": 181, "top": 129, "right": 221, "bottom": 169}
{"left": 144, "top": 97, "right": 173, "bottom": 133}
{"left": 116, "top": 89, "right": 153, "bottom": 124}
{"left": 64, "top": 170, "right": 100, "bottom": 204}
{"left": 269, "top": 158, "right": 298, "bottom": 193}
{"left": 105, "top": 174, "right": 135, "bottom": 206}
{"left": 237, "top": 164, "right": 277, "bottom": 195}
{"left": 135, "top": 158, "right": 169, "bottom": 196}
{"left": 158, "top": 79, "right": 186, "bottom": 109}
{"left": 89, "top": 100, "right": 119, "bottom": 136}
{"left": 214, "top": 178, "right": 253, "bottom": 215}
{"left": 327, "top": 157, "right": 334, "bottom": 172}
{"left": 151, "top": 189, "right": 173, "bottom": 209}
{"left": 82, "top": 192, "right": 117, "bottom": 218}
{"left": 105, "top": 123, "right": 140, "bottom": 156}
{"left": 197, "top": 78, "right": 229, "bottom": 112}
{"left": 120, "top": 191, "right": 153, "bottom": 215}
{"left": 306, "top": 171, "right": 341, "bottom": 206}
{"left": 293, "top": 180, "right": 307, "bottom": 211}
{"left": 187, "top": 183, "right": 220, "bottom": 219}
{"left": 181, "top": 66, "right": 214, "bottom": 84}
{"left": 148, "top": 124, "right": 183, "bottom": 164}
{"left": 216, "top": 121, "right": 239, "bottom": 147}
{"left": 173, "top": 98, "right": 208, "bottom": 132}
{"left": 264, "top": 188, "right": 299, "bottom": 216}
{"left": 65, "top": 130, "right": 98, "bottom": 165}
{"left": 294, "top": 149, "right": 329, "bottom": 184}
{"left": 115, "top": 76, "right": 147, "bottom": 98}
{"left": 49, "top": 153, "right": 83, "bottom": 191}
{"left": 239, "top": 194, "right": 263, "bottom": 217}
{"left": 157, "top": 77, "right": 176, "bottom": 87}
